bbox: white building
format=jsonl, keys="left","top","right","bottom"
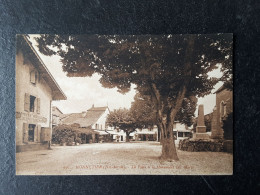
{"left": 16, "top": 35, "right": 66, "bottom": 152}
{"left": 60, "top": 105, "right": 113, "bottom": 142}
{"left": 173, "top": 121, "right": 192, "bottom": 143}
{"left": 52, "top": 106, "right": 63, "bottom": 128}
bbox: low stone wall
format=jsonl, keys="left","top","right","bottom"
{"left": 179, "top": 139, "right": 224, "bottom": 152}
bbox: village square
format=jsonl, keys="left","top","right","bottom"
{"left": 16, "top": 34, "right": 233, "bottom": 175}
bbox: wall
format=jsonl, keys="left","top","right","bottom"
{"left": 216, "top": 89, "right": 233, "bottom": 137}
{"left": 173, "top": 122, "right": 187, "bottom": 131}
{"left": 16, "top": 50, "right": 52, "bottom": 146}
{"left": 52, "top": 107, "right": 62, "bottom": 126}
{"left": 91, "top": 108, "right": 111, "bottom": 130}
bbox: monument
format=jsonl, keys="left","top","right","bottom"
{"left": 193, "top": 104, "right": 210, "bottom": 140}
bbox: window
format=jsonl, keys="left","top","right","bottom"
{"left": 30, "top": 70, "right": 37, "bottom": 84}
{"left": 28, "top": 124, "right": 35, "bottom": 142}
{"left": 30, "top": 95, "right": 36, "bottom": 112}
{"left": 220, "top": 101, "right": 227, "bottom": 119}
{"left": 178, "top": 132, "right": 184, "bottom": 137}
{"left": 24, "top": 93, "right": 40, "bottom": 113}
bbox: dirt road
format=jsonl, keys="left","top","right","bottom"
{"left": 16, "top": 142, "right": 233, "bottom": 175}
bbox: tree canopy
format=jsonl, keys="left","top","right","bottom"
{"left": 36, "top": 34, "right": 232, "bottom": 160}
{"left": 36, "top": 34, "right": 232, "bottom": 95}
{"left": 106, "top": 108, "right": 136, "bottom": 142}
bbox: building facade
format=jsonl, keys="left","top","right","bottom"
{"left": 52, "top": 106, "right": 63, "bottom": 128}
{"left": 60, "top": 105, "right": 112, "bottom": 143}
{"left": 173, "top": 122, "right": 192, "bottom": 141}
{"left": 211, "top": 85, "right": 233, "bottom": 139}
{"left": 16, "top": 35, "right": 66, "bottom": 152}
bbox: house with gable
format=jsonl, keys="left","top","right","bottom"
{"left": 60, "top": 105, "right": 112, "bottom": 143}
{"left": 16, "top": 35, "right": 66, "bottom": 152}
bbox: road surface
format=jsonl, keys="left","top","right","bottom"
{"left": 16, "top": 142, "right": 233, "bottom": 175}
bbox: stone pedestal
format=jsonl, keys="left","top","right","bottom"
{"left": 193, "top": 133, "right": 210, "bottom": 140}
{"left": 196, "top": 126, "right": 206, "bottom": 133}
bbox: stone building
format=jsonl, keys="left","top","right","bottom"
{"left": 211, "top": 85, "right": 233, "bottom": 139}
{"left": 16, "top": 35, "right": 66, "bottom": 152}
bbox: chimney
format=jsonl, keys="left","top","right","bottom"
{"left": 92, "top": 104, "right": 94, "bottom": 108}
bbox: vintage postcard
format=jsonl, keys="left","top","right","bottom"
{"left": 16, "top": 34, "right": 233, "bottom": 175}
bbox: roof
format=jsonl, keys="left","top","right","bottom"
{"left": 76, "top": 128, "right": 99, "bottom": 135}
{"left": 173, "top": 129, "right": 191, "bottom": 132}
{"left": 61, "top": 106, "right": 108, "bottom": 128}
{"left": 52, "top": 106, "right": 63, "bottom": 115}
{"left": 94, "top": 130, "right": 109, "bottom": 135}
{"left": 60, "top": 113, "right": 83, "bottom": 124}
{"left": 87, "top": 106, "right": 108, "bottom": 111}
{"left": 214, "top": 85, "right": 226, "bottom": 94}
{"left": 17, "top": 35, "right": 67, "bottom": 100}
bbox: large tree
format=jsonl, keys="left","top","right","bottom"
{"left": 130, "top": 92, "right": 197, "bottom": 142}
{"left": 106, "top": 108, "right": 137, "bottom": 142}
{"left": 35, "top": 34, "right": 232, "bottom": 160}
{"left": 130, "top": 93, "right": 157, "bottom": 128}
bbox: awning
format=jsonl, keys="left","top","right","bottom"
{"left": 76, "top": 128, "right": 98, "bottom": 135}
{"left": 173, "top": 129, "right": 192, "bottom": 133}
{"left": 135, "top": 131, "right": 157, "bottom": 135}
{"left": 94, "top": 130, "right": 110, "bottom": 135}
{"left": 108, "top": 132, "right": 125, "bottom": 136}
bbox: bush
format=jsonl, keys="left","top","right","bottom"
{"left": 75, "top": 137, "right": 82, "bottom": 144}
{"left": 52, "top": 125, "right": 78, "bottom": 144}
{"left": 179, "top": 139, "right": 224, "bottom": 152}
{"left": 66, "top": 137, "right": 74, "bottom": 146}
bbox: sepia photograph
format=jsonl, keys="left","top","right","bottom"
{"left": 15, "top": 34, "right": 233, "bottom": 175}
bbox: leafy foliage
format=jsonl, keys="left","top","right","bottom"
{"left": 131, "top": 92, "right": 197, "bottom": 127}
{"left": 52, "top": 125, "right": 78, "bottom": 144}
{"left": 36, "top": 34, "right": 232, "bottom": 96}
{"left": 130, "top": 93, "right": 157, "bottom": 128}
{"left": 36, "top": 34, "right": 232, "bottom": 159}
{"left": 179, "top": 139, "right": 224, "bottom": 152}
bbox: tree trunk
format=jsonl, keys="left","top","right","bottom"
{"left": 157, "top": 125, "right": 161, "bottom": 142}
{"left": 125, "top": 131, "right": 130, "bottom": 142}
{"left": 161, "top": 122, "right": 179, "bottom": 161}
{"left": 150, "top": 37, "right": 194, "bottom": 161}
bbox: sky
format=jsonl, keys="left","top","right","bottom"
{"left": 29, "top": 35, "right": 223, "bottom": 116}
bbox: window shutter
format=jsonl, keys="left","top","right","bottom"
{"left": 24, "top": 93, "right": 30, "bottom": 112}
{"left": 30, "top": 71, "right": 36, "bottom": 84}
{"left": 34, "top": 126, "right": 37, "bottom": 142}
{"left": 37, "top": 98, "right": 40, "bottom": 114}
{"left": 23, "top": 123, "right": 28, "bottom": 143}
{"left": 37, "top": 125, "right": 41, "bottom": 142}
